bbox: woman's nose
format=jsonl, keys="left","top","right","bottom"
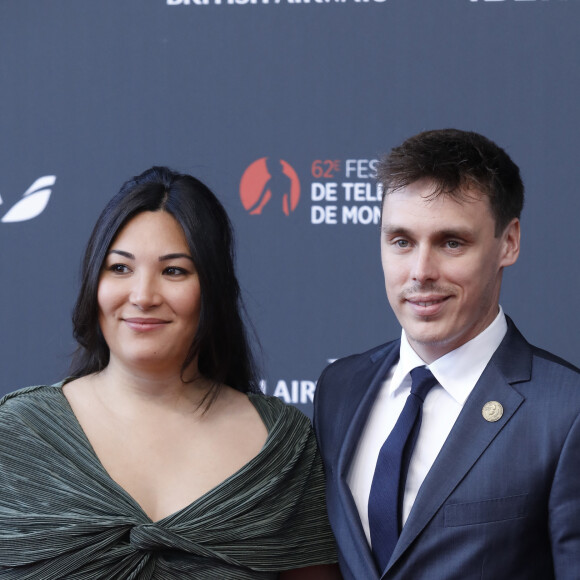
{"left": 129, "top": 273, "right": 161, "bottom": 310}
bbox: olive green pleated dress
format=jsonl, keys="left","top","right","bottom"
{"left": 0, "top": 385, "right": 337, "bottom": 579}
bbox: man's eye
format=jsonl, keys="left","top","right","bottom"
{"left": 395, "top": 240, "right": 409, "bottom": 248}
{"left": 446, "top": 241, "right": 461, "bottom": 249}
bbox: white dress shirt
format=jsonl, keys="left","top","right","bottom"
{"left": 347, "top": 308, "right": 508, "bottom": 546}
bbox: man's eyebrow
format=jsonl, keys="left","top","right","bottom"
{"left": 381, "top": 225, "right": 411, "bottom": 236}
{"left": 159, "top": 253, "right": 194, "bottom": 262}
{"left": 381, "top": 225, "right": 474, "bottom": 239}
{"left": 435, "top": 228, "right": 475, "bottom": 240}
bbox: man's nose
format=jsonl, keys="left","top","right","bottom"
{"left": 411, "top": 246, "right": 439, "bottom": 284}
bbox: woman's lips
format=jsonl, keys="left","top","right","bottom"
{"left": 123, "top": 318, "right": 169, "bottom": 331}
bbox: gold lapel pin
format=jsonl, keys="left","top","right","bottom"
{"left": 482, "top": 401, "right": 504, "bottom": 422}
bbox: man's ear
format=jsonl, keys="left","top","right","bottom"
{"left": 499, "top": 218, "right": 520, "bottom": 267}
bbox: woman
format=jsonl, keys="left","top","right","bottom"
{"left": 0, "top": 167, "right": 340, "bottom": 579}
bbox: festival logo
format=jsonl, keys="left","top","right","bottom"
{"left": 1, "top": 176, "right": 56, "bottom": 223}
{"left": 240, "top": 156, "right": 382, "bottom": 225}
{"left": 239, "top": 158, "right": 300, "bottom": 216}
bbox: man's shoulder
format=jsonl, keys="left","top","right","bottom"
{"left": 313, "top": 340, "right": 399, "bottom": 445}
{"left": 315, "top": 339, "right": 400, "bottom": 411}
{"left": 321, "top": 339, "right": 399, "bottom": 379}
{"left": 527, "top": 344, "right": 580, "bottom": 395}
{"left": 530, "top": 344, "right": 580, "bottom": 375}
{"left": 499, "top": 319, "right": 580, "bottom": 402}
{"left": 497, "top": 317, "right": 579, "bottom": 381}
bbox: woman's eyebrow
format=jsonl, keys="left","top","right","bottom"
{"left": 107, "top": 249, "right": 134, "bottom": 259}
{"left": 159, "top": 253, "right": 194, "bottom": 262}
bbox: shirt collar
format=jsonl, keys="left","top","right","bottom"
{"left": 390, "top": 306, "right": 508, "bottom": 405}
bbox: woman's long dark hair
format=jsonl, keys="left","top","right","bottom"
{"left": 70, "top": 166, "right": 260, "bottom": 396}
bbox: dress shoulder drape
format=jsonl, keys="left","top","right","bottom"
{"left": 0, "top": 384, "right": 337, "bottom": 579}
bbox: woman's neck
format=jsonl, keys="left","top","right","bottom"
{"left": 90, "top": 362, "right": 215, "bottom": 416}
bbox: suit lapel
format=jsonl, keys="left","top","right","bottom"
{"left": 385, "top": 321, "right": 531, "bottom": 573}
{"left": 336, "top": 343, "right": 400, "bottom": 579}
{"left": 338, "top": 344, "right": 400, "bottom": 477}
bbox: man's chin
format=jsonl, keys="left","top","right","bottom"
{"left": 404, "top": 325, "right": 459, "bottom": 360}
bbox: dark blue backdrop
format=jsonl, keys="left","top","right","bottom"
{"left": 1, "top": 0, "right": 579, "bottom": 417}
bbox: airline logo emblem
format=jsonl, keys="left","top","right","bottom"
{"left": 0, "top": 176, "right": 56, "bottom": 223}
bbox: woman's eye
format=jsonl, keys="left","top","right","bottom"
{"left": 164, "top": 267, "right": 187, "bottom": 276}
{"left": 109, "top": 264, "right": 129, "bottom": 273}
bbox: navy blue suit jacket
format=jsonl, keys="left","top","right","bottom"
{"left": 314, "top": 319, "right": 580, "bottom": 580}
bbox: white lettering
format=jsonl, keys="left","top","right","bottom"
{"left": 310, "top": 182, "right": 337, "bottom": 201}
{"left": 358, "top": 205, "right": 375, "bottom": 224}
{"left": 342, "top": 182, "right": 381, "bottom": 202}
{"left": 345, "top": 159, "right": 357, "bottom": 178}
{"left": 311, "top": 205, "right": 337, "bottom": 224}
{"left": 291, "top": 380, "right": 299, "bottom": 402}
{"left": 342, "top": 205, "right": 358, "bottom": 223}
{"left": 342, "top": 205, "right": 381, "bottom": 224}
{"left": 300, "top": 381, "right": 316, "bottom": 403}
{"left": 263, "top": 379, "right": 317, "bottom": 403}
{"left": 168, "top": 0, "right": 385, "bottom": 6}
{"left": 326, "top": 206, "right": 337, "bottom": 223}
{"left": 273, "top": 380, "right": 291, "bottom": 403}
{"left": 311, "top": 183, "right": 325, "bottom": 201}
{"left": 353, "top": 183, "right": 366, "bottom": 201}
{"left": 342, "top": 182, "right": 354, "bottom": 201}
{"left": 325, "top": 182, "right": 338, "bottom": 201}
{"left": 344, "top": 159, "right": 380, "bottom": 178}
{"left": 311, "top": 206, "right": 325, "bottom": 224}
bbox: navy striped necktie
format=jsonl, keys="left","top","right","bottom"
{"left": 368, "top": 366, "right": 438, "bottom": 573}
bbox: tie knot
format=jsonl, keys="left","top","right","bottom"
{"left": 409, "top": 366, "right": 438, "bottom": 401}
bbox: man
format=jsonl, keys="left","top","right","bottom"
{"left": 314, "top": 129, "right": 580, "bottom": 579}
